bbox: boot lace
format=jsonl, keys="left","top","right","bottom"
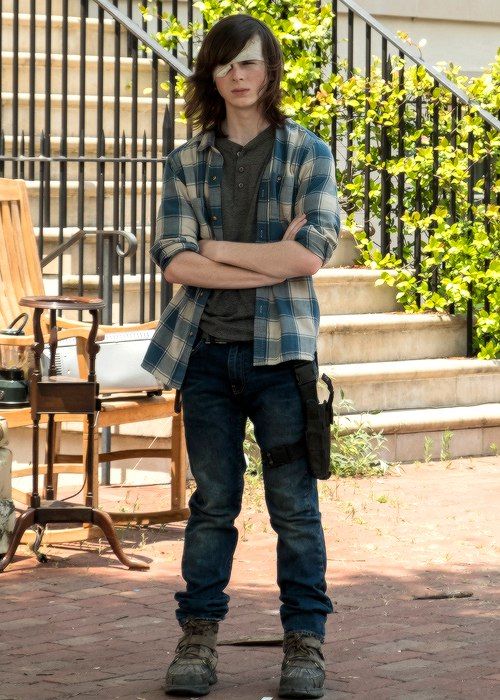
{"left": 176, "top": 619, "right": 217, "bottom": 660}
{"left": 283, "top": 633, "right": 322, "bottom": 668}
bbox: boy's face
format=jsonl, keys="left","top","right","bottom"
{"left": 213, "top": 35, "right": 268, "bottom": 112}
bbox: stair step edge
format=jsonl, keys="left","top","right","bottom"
{"left": 337, "top": 403, "right": 500, "bottom": 435}
{"left": 2, "top": 91, "right": 181, "bottom": 105}
{"left": 320, "top": 358, "right": 500, "bottom": 380}
{"left": 1, "top": 50, "right": 159, "bottom": 67}
{"left": 315, "top": 268, "right": 398, "bottom": 282}
{"left": 1, "top": 13, "right": 115, "bottom": 26}
{"left": 320, "top": 312, "right": 466, "bottom": 329}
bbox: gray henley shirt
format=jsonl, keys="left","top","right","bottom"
{"left": 198, "top": 124, "right": 275, "bottom": 341}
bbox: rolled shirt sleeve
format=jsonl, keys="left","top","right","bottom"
{"left": 293, "top": 139, "right": 341, "bottom": 267}
{"left": 150, "top": 157, "right": 200, "bottom": 272}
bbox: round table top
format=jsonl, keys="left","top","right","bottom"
{"left": 19, "top": 295, "right": 105, "bottom": 311}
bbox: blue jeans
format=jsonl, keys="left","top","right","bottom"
{"left": 175, "top": 331, "right": 333, "bottom": 640}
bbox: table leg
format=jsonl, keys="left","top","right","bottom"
{"left": 44, "top": 414, "right": 55, "bottom": 501}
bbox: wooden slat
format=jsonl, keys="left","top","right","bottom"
{"left": 99, "top": 448, "right": 170, "bottom": 462}
{"left": 0, "top": 179, "right": 22, "bottom": 201}
{"left": 20, "top": 525, "right": 102, "bottom": 546}
{"left": 12, "top": 463, "right": 85, "bottom": 479}
{"left": 17, "top": 178, "right": 44, "bottom": 301}
{"left": 108, "top": 507, "right": 190, "bottom": 526}
{"left": 0, "top": 201, "right": 21, "bottom": 325}
{"left": 6, "top": 201, "right": 28, "bottom": 317}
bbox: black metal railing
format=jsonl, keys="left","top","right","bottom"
{"left": 328, "top": 0, "right": 498, "bottom": 356}
{"left": 0, "top": 0, "right": 191, "bottom": 325}
{"left": 0, "top": 0, "right": 498, "bottom": 353}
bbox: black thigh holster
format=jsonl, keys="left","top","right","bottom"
{"left": 260, "top": 354, "right": 334, "bottom": 479}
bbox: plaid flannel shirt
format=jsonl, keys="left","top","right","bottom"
{"left": 142, "top": 118, "right": 340, "bottom": 389}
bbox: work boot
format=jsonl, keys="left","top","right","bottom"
{"left": 165, "top": 618, "right": 219, "bottom": 696}
{"left": 278, "top": 632, "right": 326, "bottom": 699}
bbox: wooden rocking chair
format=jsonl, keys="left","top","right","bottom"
{"left": 0, "top": 177, "right": 189, "bottom": 546}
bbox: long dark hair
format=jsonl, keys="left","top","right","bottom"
{"left": 184, "top": 14, "right": 286, "bottom": 136}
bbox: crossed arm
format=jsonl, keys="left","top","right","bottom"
{"left": 165, "top": 214, "right": 322, "bottom": 289}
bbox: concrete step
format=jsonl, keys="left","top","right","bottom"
{"left": 0, "top": 92, "right": 186, "bottom": 139}
{"left": 1, "top": 13, "right": 130, "bottom": 55}
{"left": 337, "top": 403, "right": 500, "bottom": 462}
{"left": 2, "top": 1, "right": 94, "bottom": 13}
{"left": 47, "top": 272, "right": 467, "bottom": 355}
{"left": 1, "top": 50, "right": 170, "bottom": 97}
{"left": 3, "top": 133, "right": 185, "bottom": 157}
{"left": 2, "top": 1, "right": 192, "bottom": 18}
{"left": 25, "top": 178, "right": 164, "bottom": 228}
{"left": 314, "top": 268, "right": 400, "bottom": 314}
{"left": 44, "top": 273, "right": 165, "bottom": 324}
{"left": 41, "top": 254, "right": 383, "bottom": 321}
{"left": 322, "top": 358, "right": 500, "bottom": 413}
{"left": 323, "top": 228, "right": 361, "bottom": 267}
{"left": 2, "top": 11, "right": 148, "bottom": 56}
{"left": 37, "top": 226, "right": 156, "bottom": 277}
{"left": 3, "top": 134, "right": 186, "bottom": 182}
{"left": 318, "top": 312, "right": 467, "bottom": 364}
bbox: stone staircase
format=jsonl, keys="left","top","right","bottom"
{"left": 1, "top": 3, "right": 499, "bottom": 463}
{"left": 315, "top": 262, "right": 500, "bottom": 462}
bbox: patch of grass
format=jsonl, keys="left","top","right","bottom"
{"left": 330, "top": 396, "right": 391, "bottom": 478}
{"left": 423, "top": 436, "right": 434, "bottom": 463}
{"left": 440, "top": 429, "right": 453, "bottom": 462}
{"left": 243, "top": 394, "right": 393, "bottom": 484}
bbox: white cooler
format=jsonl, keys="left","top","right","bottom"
{"left": 0, "top": 417, "right": 15, "bottom": 554}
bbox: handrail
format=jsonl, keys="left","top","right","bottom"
{"left": 41, "top": 229, "right": 138, "bottom": 269}
{"left": 338, "top": 0, "right": 500, "bottom": 130}
{"left": 92, "top": 0, "right": 191, "bottom": 78}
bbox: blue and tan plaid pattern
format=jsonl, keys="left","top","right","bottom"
{"left": 142, "top": 118, "right": 341, "bottom": 389}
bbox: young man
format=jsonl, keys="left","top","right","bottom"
{"left": 142, "top": 13, "right": 340, "bottom": 699}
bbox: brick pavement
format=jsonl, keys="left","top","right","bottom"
{"left": 0, "top": 455, "right": 498, "bottom": 699}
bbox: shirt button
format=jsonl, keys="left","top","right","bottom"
{"left": 236, "top": 151, "right": 241, "bottom": 156}
{"left": 189, "top": 331, "right": 193, "bottom": 336}
{"left": 238, "top": 166, "right": 244, "bottom": 172}
{"left": 212, "top": 215, "right": 217, "bottom": 221}
{"left": 238, "top": 182, "right": 244, "bottom": 189}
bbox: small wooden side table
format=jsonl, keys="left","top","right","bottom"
{"left": 0, "top": 296, "right": 148, "bottom": 572}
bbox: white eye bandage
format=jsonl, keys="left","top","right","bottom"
{"left": 212, "top": 34, "right": 264, "bottom": 79}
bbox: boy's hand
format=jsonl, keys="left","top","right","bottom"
{"left": 282, "top": 213, "right": 307, "bottom": 240}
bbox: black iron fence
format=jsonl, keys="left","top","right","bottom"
{"left": 0, "top": 0, "right": 192, "bottom": 324}
{"left": 0, "top": 0, "right": 498, "bottom": 352}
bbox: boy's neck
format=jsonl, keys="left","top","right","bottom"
{"left": 221, "top": 109, "right": 271, "bottom": 147}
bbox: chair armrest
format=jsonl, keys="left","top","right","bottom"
{"left": 56, "top": 317, "right": 155, "bottom": 334}
{"left": 0, "top": 328, "right": 104, "bottom": 345}
{"left": 97, "top": 320, "right": 158, "bottom": 333}
{"left": 0, "top": 335, "right": 35, "bottom": 346}
{"left": 55, "top": 319, "right": 105, "bottom": 341}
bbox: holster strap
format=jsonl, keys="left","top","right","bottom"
{"left": 261, "top": 438, "right": 307, "bottom": 468}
